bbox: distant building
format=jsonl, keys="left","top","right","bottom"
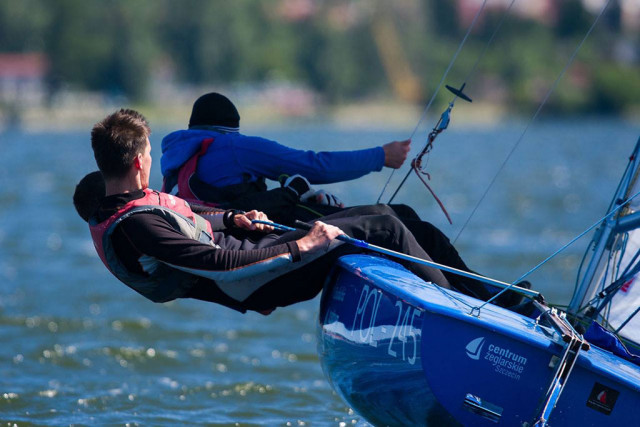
{"left": 276, "top": 0, "right": 316, "bottom": 22}
{"left": 618, "top": 0, "right": 640, "bottom": 32}
{"left": 0, "top": 53, "right": 48, "bottom": 107}
{"left": 457, "top": 0, "right": 557, "bottom": 27}
{"left": 575, "top": 0, "right": 640, "bottom": 32}
{"left": 458, "top": 0, "right": 640, "bottom": 33}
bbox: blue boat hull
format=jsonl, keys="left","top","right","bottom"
{"left": 317, "top": 255, "right": 640, "bottom": 426}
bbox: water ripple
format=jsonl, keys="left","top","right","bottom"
{"left": 4, "top": 124, "right": 637, "bottom": 425}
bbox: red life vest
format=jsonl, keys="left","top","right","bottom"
{"left": 160, "top": 137, "right": 218, "bottom": 206}
{"left": 89, "top": 189, "right": 215, "bottom": 303}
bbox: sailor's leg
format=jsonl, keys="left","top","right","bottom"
{"left": 388, "top": 203, "right": 421, "bottom": 220}
{"left": 241, "top": 243, "right": 359, "bottom": 312}
{"left": 400, "top": 218, "right": 467, "bottom": 268}
{"left": 306, "top": 205, "right": 493, "bottom": 300}
{"left": 325, "top": 214, "right": 495, "bottom": 300}
{"left": 255, "top": 212, "right": 452, "bottom": 289}
{"left": 309, "top": 204, "right": 464, "bottom": 269}
{"left": 306, "top": 203, "right": 396, "bottom": 220}
{"left": 243, "top": 214, "right": 456, "bottom": 311}
{"left": 312, "top": 203, "right": 420, "bottom": 221}
{"left": 324, "top": 215, "right": 454, "bottom": 290}
{"left": 393, "top": 218, "right": 493, "bottom": 301}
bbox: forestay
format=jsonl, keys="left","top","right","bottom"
{"left": 569, "top": 137, "right": 640, "bottom": 346}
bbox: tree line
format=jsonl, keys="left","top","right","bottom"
{"left": 0, "top": 0, "right": 637, "bottom": 114}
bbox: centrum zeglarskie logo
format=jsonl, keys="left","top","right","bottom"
{"left": 465, "top": 337, "right": 485, "bottom": 360}
{"left": 465, "top": 337, "right": 527, "bottom": 380}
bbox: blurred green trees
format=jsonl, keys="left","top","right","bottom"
{"left": 0, "top": 0, "right": 637, "bottom": 114}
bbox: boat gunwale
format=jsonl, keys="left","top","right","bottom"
{"left": 331, "top": 254, "right": 640, "bottom": 390}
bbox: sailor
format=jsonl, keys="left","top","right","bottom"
{"left": 75, "top": 169, "right": 505, "bottom": 304}
{"left": 82, "top": 108, "right": 485, "bottom": 314}
{"left": 159, "top": 92, "right": 413, "bottom": 223}
{"left": 73, "top": 170, "right": 105, "bottom": 222}
{"left": 156, "top": 93, "right": 523, "bottom": 300}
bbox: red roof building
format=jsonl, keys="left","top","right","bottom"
{"left": 457, "top": 0, "right": 557, "bottom": 27}
{"left": 0, "top": 53, "right": 48, "bottom": 106}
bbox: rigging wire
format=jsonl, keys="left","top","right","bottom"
{"left": 380, "top": 0, "right": 518, "bottom": 206}
{"left": 458, "top": 0, "right": 516, "bottom": 103}
{"left": 473, "top": 188, "right": 640, "bottom": 313}
{"left": 572, "top": 141, "right": 640, "bottom": 303}
{"left": 452, "top": 0, "right": 615, "bottom": 245}
{"left": 376, "top": 0, "right": 490, "bottom": 204}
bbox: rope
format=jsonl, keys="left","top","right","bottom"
{"left": 377, "top": 0, "right": 490, "bottom": 203}
{"left": 473, "top": 187, "right": 640, "bottom": 312}
{"left": 460, "top": 0, "right": 517, "bottom": 91}
{"left": 453, "top": 0, "right": 615, "bottom": 244}
{"left": 380, "top": 0, "right": 519, "bottom": 205}
{"left": 573, "top": 141, "right": 639, "bottom": 302}
{"left": 295, "top": 203, "right": 324, "bottom": 218}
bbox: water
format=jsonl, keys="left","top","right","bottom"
{"left": 0, "top": 119, "right": 638, "bottom": 424}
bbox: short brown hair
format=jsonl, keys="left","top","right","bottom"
{"left": 91, "top": 109, "right": 151, "bottom": 178}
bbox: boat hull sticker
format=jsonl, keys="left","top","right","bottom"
{"left": 586, "top": 382, "right": 619, "bottom": 415}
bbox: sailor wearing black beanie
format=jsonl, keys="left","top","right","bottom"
{"left": 161, "top": 91, "right": 411, "bottom": 224}
{"left": 188, "top": 92, "right": 240, "bottom": 131}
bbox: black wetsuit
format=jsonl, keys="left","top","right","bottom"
{"left": 96, "top": 192, "right": 490, "bottom": 313}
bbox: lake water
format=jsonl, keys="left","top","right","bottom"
{"left": 0, "top": 118, "right": 638, "bottom": 425}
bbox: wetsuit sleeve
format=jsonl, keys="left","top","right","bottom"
{"left": 233, "top": 136, "right": 385, "bottom": 184}
{"left": 189, "top": 203, "right": 226, "bottom": 215}
{"left": 189, "top": 204, "right": 228, "bottom": 231}
{"left": 117, "top": 213, "right": 298, "bottom": 273}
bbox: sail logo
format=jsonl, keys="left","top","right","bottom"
{"left": 598, "top": 390, "right": 607, "bottom": 404}
{"left": 465, "top": 337, "right": 485, "bottom": 360}
{"left": 587, "top": 382, "right": 620, "bottom": 415}
{"left": 465, "top": 337, "right": 527, "bottom": 381}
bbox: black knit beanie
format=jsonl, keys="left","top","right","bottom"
{"left": 188, "top": 92, "right": 240, "bottom": 129}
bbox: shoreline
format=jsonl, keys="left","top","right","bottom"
{"left": 2, "top": 100, "right": 638, "bottom": 133}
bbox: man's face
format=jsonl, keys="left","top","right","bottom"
{"left": 139, "top": 138, "right": 152, "bottom": 189}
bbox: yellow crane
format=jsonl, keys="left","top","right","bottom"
{"left": 370, "top": 4, "right": 423, "bottom": 104}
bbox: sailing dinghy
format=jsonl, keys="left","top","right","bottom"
{"left": 316, "top": 138, "right": 640, "bottom": 425}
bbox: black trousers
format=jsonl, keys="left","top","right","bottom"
{"left": 240, "top": 205, "right": 491, "bottom": 312}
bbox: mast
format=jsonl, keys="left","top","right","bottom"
{"left": 568, "top": 137, "right": 640, "bottom": 332}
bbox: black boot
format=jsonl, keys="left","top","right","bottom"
{"left": 493, "top": 280, "right": 532, "bottom": 308}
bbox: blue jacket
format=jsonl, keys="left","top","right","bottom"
{"left": 160, "top": 129, "right": 385, "bottom": 190}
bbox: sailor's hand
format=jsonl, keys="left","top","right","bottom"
{"left": 383, "top": 139, "right": 411, "bottom": 168}
{"left": 234, "top": 210, "right": 274, "bottom": 232}
{"left": 295, "top": 221, "right": 344, "bottom": 254}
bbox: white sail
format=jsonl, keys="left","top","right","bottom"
{"left": 593, "top": 228, "right": 640, "bottom": 343}
{"left": 570, "top": 138, "right": 640, "bottom": 345}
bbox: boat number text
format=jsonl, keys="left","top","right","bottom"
{"left": 352, "top": 285, "right": 422, "bottom": 365}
